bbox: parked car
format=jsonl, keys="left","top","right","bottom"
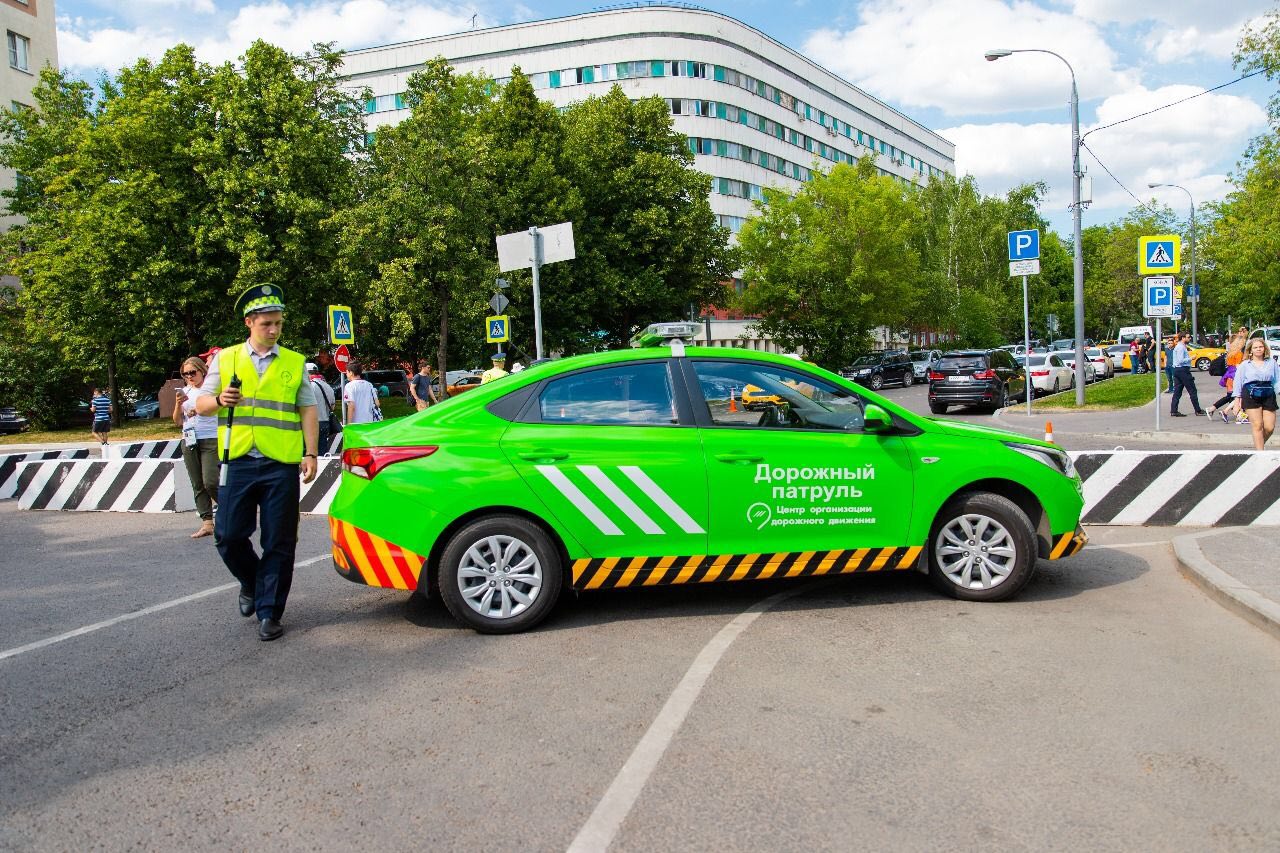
{"left": 1052, "top": 350, "right": 1097, "bottom": 383}
{"left": 363, "top": 369, "right": 410, "bottom": 399}
{"left": 907, "top": 349, "right": 943, "bottom": 380}
{"left": 1017, "top": 354, "right": 1074, "bottom": 397}
{"left": 840, "top": 351, "right": 914, "bottom": 390}
{"left": 1104, "top": 344, "right": 1130, "bottom": 369}
{"left": 0, "top": 406, "right": 30, "bottom": 434}
{"left": 927, "top": 349, "right": 1027, "bottom": 414}
{"left": 128, "top": 393, "right": 160, "bottom": 419}
{"left": 1189, "top": 345, "right": 1225, "bottom": 371}
{"left": 446, "top": 374, "right": 484, "bottom": 397}
{"left": 1085, "top": 347, "right": 1115, "bottom": 380}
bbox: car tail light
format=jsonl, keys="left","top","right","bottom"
{"left": 342, "top": 446, "right": 438, "bottom": 480}
{"left": 1031, "top": 370, "right": 1049, "bottom": 377}
{"left": 972, "top": 369, "right": 996, "bottom": 380}
{"left": 928, "top": 371, "right": 945, "bottom": 381}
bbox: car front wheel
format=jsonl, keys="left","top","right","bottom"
{"left": 438, "top": 515, "right": 564, "bottom": 634}
{"left": 928, "top": 493, "right": 1037, "bottom": 602}
{"left": 1195, "top": 357, "right": 1211, "bottom": 371}
{"left": 869, "top": 374, "right": 884, "bottom": 390}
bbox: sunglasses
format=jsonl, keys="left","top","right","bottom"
{"left": 181, "top": 371, "right": 202, "bottom": 378}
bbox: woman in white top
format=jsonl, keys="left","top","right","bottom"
{"left": 173, "top": 356, "right": 221, "bottom": 537}
{"left": 1231, "top": 338, "right": 1280, "bottom": 450}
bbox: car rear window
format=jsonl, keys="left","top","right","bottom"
{"left": 937, "top": 356, "right": 986, "bottom": 370}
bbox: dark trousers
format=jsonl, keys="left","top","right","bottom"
{"left": 214, "top": 456, "right": 300, "bottom": 621}
{"left": 317, "top": 421, "right": 330, "bottom": 457}
{"left": 182, "top": 437, "right": 219, "bottom": 520}
{"left": 1170, "top": 366, "right": 1202, "bottom": 414}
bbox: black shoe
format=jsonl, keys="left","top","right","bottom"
{"left": 1170, "top": 412, "right": 1186, "bottom": 417}
{"left": 238, "top": 592, "right": 255, "bottom": 618}
{"left": 1194, "top": 410, "right": 1206, "bottom": 415}
{"left": 258, "top": 618, "right": 284, "bottom": 641}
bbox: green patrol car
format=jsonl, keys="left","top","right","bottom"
{"left": 328, "top": 323, "right": 1086, "bottom": 633}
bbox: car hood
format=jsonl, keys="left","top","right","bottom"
{"left": 929, "top": 417, "right": 1050, "bottom": 446}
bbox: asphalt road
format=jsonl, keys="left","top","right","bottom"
{"left": 2, "top": 505, "right": 1278, "bottom": 850}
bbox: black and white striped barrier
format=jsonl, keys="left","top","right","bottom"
{"left": 300, "top": 458, "right": 342, "bottom": 515}
{"left": 1072, "top": 450, "right": 1280, "bottom": 526}
{"left": 107, "top": 440, "right": 183, "bottom": 459}
{"left": 16, "top": 459, "right": 194, "bottom": 512}
{"left": 0, "top": 449, "right": 92, "bottom": 499}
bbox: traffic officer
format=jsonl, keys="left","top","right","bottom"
{"left": 481, "top": 351, "right": 509, "bottom": 384}
{"left": 195, "top": 285, "right": 319, "bottom": 641}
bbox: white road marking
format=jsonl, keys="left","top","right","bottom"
{"left": 566, "top": 584, "right": 810, "bottom": 853}
{"left": 0, "top": 553, "right": 331, "bottom": 662}
{"left": 537, "top": 465, "right": 623, "bottom": 536}
{"left": 1083, "top": 541, "right": 1170, "bottom": 550}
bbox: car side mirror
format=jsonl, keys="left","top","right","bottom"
{"left": 863, "top": 404, "right": 893, "bottom": 433}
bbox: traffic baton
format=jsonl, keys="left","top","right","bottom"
{"left": 218, "top": 373, "right": 242, "bottom": 487}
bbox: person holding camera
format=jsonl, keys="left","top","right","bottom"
{"left": 1232, "top": 337, "right": 1280, "bottom": 450}
{"left": 173, "top": 357, "right": 219, "bottom": 538}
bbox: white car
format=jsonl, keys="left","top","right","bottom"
{"left": 1248, "top": 326, "right": 1280, "bottom": 359}
{"left": 1085, "top": 347, "right": 1115, "bottom": 380}
{"left": 1018, "top": 354, "right": 1075, "bottom": 396}
{"left": 1051, "top": 350, "right": 1098, "bottom": 383}
{"left": 907, "top": 348, "right": 943, "bottom": 380}
{"left": 1104, "top": 344, "right": 1130, "bottom": 369}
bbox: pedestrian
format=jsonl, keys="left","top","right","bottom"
{"left": 307, "top": 362, "right": 337, "bottom": 455}
{"left": 409, "top": 362, "right": 438, "bottom": 411}
{"left": 173, "top": 357, "right": 219, "bottom": 538}
{"left": 89, "top": 387, "right": 112, "bottom": 446}
{"left": 343, "top": 361, "right": 380, "bottom": 424}
{"left": 1144, "top": 335, "right": 1157, "bottom": 373}
{"left": 1206, "top": 331, "right": 1247, "bottom": 421}
{"left": 1162, "top": 338, "right": 1175, "bottom": 392}
{"left": 1232, "top": 337, "right": 1280, "bottom": 450}
{"left": 1168, "top": 332, "right": 1205, "bottom": 417}
{"left": 481, "top": 352, "right": 508, "bottom": 384}
{"left": 193, "top": 284, "right": 319, "bottom": 642}
{"left": 1128, "top": 338, "right": 1142, "bottom": 375}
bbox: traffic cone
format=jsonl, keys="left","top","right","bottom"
{"left": 1045, "top": 420, "right": 1055, "bottom": 443}
{"left": 729, "top": 388, "right": 738, "bottom": 413}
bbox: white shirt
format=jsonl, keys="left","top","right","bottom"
{"left": 344, "top": 378, "right": 379, "bottom": 424}
{"left": 180, "top": 386, "right": 219, "bottom": 439}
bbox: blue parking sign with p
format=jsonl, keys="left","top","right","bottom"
{"left": 1008, "top": 229, "right": 1039, "bottom": 261}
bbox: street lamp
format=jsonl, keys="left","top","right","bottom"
{"left": 1147, "top": 182, "right": 1197, "bottom": 342}
{"left": 985, "top": 47, "right": 1086, "bottom": 405}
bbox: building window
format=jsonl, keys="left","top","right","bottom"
{"left": 548, "top": 70, "right": 561, "bottom": 88}
{"left": 7, "top": 32, "right": 29, "bottom": 73}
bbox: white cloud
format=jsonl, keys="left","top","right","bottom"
{"left": 58, "top": 0, "right": 482, "bottom": 72}
{"left": 802, "top": 0, "right": 1138, "bottom": 116}
{"left": 941, "top": 86, "right": 1266, "bottom": 216}
{"left": 1068, "top": 0, "right": 1269, "bottom": 29}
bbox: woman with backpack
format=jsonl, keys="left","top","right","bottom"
{"left": 1206, "top": 331, "right": 1247, "bottom": 422}
{"left": 1232, "top": 337, "right": 1280, "bottom": 449}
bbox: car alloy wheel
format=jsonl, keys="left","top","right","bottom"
{"left": 1195, "top": 357, "right": 1210, "bottom": 371}
{"left": 902, "top": 372, "right": 913, "bottom": 387}
{"left": 869, "top": 374, "right": 884, "bottom": 390}
{"left": 928, "top": 493, "right": 1036, "bottom": 602}
{"left": 439, "top": 515, "right": 563, "bottom": 633}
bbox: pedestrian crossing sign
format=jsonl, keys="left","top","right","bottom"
{"left": 1138, "top": 235, "right": 1181, "bottom": 274}
{"left": 486, "top": 315, "right": 510, "bottom": 343}
{"left": 327, "top": 304, "right": 355, "bottom": 345}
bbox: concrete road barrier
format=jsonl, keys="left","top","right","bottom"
{"left": 0, "top": 449, "right": 92, "bottom": 499}
{"left": 105, "top": 440, "right": 183, "bottom": 459}
{"left": 1071, "top": 450, "right": 1280, "bottom": 526}
{"left": 16, "top": 459, "right": 194, "bottom": 512}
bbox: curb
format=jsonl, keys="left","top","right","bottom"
{"left": 1172, "top": 530, "right": 1280, "bottom": 641}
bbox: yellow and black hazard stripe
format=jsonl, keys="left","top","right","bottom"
{"left": 570, "top": 546, "right": 924, "bottom": 591}
{"left": 330, "top": 517, "right": 426, "bottom": 591}
{"left": 1048, "top": 527, "right": 1088, "bottom": 560}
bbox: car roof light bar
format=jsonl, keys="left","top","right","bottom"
{"left": 630, "top": 322, "right": 700, "bottom": 352}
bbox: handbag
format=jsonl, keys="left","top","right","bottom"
{"left": 1208, "top": 353, "right": 1226, "bottom": 376}
{"left": 1245, "top": 382, "right": 1275, "bottom": 400}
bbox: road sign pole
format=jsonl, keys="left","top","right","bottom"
{"left": 1023, "top": 275, "right": 1032, "bottom": 415}
{"left": 529, "top": 226, "right": 544, "bottom": 360}
{"left": 1154, "top": 318, "right": 1161, "bottom": 432}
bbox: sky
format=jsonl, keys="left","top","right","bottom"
{"left": 55, "top": 0, "right": 1278, "bottom": 237}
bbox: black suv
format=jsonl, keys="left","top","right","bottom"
{"left": 363, "top": 369, "right": 410, "bottom": 399}
{"left": 840, "top": 351, "right": 914, "bottom": 390}
{"left": 927, "top": 349, "right": 1026, "bottom": 414}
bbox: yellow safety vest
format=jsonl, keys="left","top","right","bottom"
{"left": 481, "top": 367, "right": 508, "bottom": 384}
{"left": 217, "top": 345, "right": 305, "bottom": 464}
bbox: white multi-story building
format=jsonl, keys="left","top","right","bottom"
{"left": 0, "top": 0, "right": 57, "bottom": 231}
{"left": 340, "top": 6, "right": 955, "bottom": 239}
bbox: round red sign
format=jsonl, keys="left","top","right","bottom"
{"left": 334, "top": 345, "right": 351, "bottom": 373}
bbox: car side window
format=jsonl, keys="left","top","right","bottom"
{"left": 692, "top": 361, "right": 866, "bottom": 432}
{"left": 538, "top": 362, "right": 676, "bottom": 425}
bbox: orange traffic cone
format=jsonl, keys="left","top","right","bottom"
{"left": 1045, "top": 420, "right": 1054, "bottom": 443}
{"left": 729, "top": 388, "right": 738, "bottom": 413}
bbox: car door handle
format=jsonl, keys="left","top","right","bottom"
{"left": 518, "top": 451, "right": 568, "bottom": 462}
{"left": 715, "top": 453, "right": 764, "bottom": 464}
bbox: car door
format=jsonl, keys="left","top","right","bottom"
{"left": 500, "top": 360, "right": 709, "bottom": 581}
{"left": 684, "top": 358, "right": 916, "bottom": 568}
{"left": 997, "top": 350, "right": 1025, "bottom": 400}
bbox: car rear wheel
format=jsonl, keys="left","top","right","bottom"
{"left": 929, "top": 402, "right": 947, "bottom": 414}
{"left": 928, "top": 493, "right": 1037, "bottom": 602}
{"left": 869, "top": 374, "right": 884, "bottom": 390}
{"left": 902, "top": 371, "right": 913, "bottom": 387}
{"left": 438, "top": 515, "right": 563, "bottom": 634}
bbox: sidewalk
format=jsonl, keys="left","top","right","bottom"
{"left": 1173, "top": 528, "right": 1280, "bottom": 641}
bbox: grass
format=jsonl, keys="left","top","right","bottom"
{"left": 1033, "top": 372, "right": 1160, "bottom": 411}
{"left": 0, "top": 394, "right": 419, "bottom": 446}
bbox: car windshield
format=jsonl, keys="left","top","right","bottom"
{"left": 937, "top": 356, "right": 986, "bottom": 370}
{"left": 852, "top": 356, "right": 879, "bottom": 366}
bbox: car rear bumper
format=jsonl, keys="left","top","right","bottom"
{"left": 329, "top": 516, "right": 426, "bottom": 592}
{"left": 929, "top": 381, "right": 1002, "bottom": 404}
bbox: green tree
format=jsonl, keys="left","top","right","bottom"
{"left": 737, "top": 157, "right": 920, "bottom": 369}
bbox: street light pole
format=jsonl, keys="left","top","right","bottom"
{"left": 1148, "top": 182, "right": 1197, "bottom": 342}
{"left": 986, "top": 48, "right": 1086, "bottom": 405}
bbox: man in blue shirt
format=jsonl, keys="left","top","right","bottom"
{"left": 89, "top": 388, "right": 112, "bottom": 445}
{"left": 1169, "top": 332, "right": 1205, "bottom": 417}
